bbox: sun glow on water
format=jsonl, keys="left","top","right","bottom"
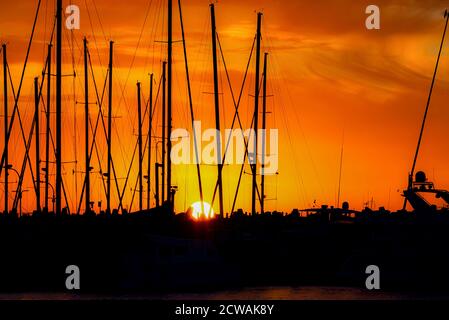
{"left": 190, "top": 201, "right": 215, "bottom": 220}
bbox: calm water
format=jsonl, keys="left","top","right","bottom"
{"left": 0, "top": 287, "right": 445, "bottom": 300}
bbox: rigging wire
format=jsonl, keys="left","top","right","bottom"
{"left": 0, "top": 0, "right": 43, "bottom": 178}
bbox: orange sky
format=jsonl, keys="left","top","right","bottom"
{"left": 1, "top": 0, "right": 449, "bottom": 214}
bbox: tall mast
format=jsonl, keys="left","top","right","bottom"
{"left": 261, "top": 52, "right": 268, "bottom": 214}
{"left": 161, "top": 61, "right": 166, "bottom": 204}
{"left": 137, "top": 81, "right": 143, "bottom": 212}
{"left": 55, "top": 0, "right": 62, "bottom": 215}
{"left": 3, "top": 44, "right": 8, "bottom": 215}
{"left": 403, "top": 10, "right": 449, "bottom": 210}
{"left": 178, "top": 0, "right": 205, "bottom": 215}
{"left": 210, "top": 3, "right": 224, "bottom": 218}
{"left": 107, "top": 41, "right": 113, "bottom": 214}
{"left": 167, "top": 0, "right": 173, "bottom": 212}
{"left": 45, "top": 44, "right": 51, "bottom": 212}
{"left": 252, "top": 12, "right": 262, "bottom": 216}
{"left": 147, "top": 73, "right": 153, "bottom": 210}
{"left": 84, "top": 38, "right": 90, "bottom": 214}
{"left": 34, "top": 77, "right": 41, "bottom": 213}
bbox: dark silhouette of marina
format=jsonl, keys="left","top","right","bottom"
{"left": 1, "top": 1, "right": 449, "bottom": 295}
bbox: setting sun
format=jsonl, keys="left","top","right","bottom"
{"left": 190, "top": 202, "right": 215, "bottom": 220}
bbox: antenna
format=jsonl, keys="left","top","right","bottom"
{"left": 337, "top": 130, "right": 344, "bottom": 208}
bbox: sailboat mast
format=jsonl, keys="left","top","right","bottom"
{"left": 261, "top": 52, "right": 268, "bottom": 214}
{"left": 178, "top": 0, "right": 205, "bottom": 216}
{"left": 3, "top": 44, "right": 8, "bottom": 215}
{"left": 107, "top": 41, "right": 113, "bottom": 214}
{"left": 34, "top": 77, "right": 41, "bottom": 213}
{"left": 147, "top": 73, "right": 153, "bottom": 210}
{"left": 403, "top": 10, "right": 449, "bottom": 210}
{"left": 167, "top": 0, "right": 173, "bottom": 212}
{"left": 55, "top": 0, "right": 62, "bottom": 215}
{"left": 45, "top": 44, "right": 51, "bottom": 212}
{"left": 84, "top": 38, "right": 90, "bottom": 214}
{"left": 155, "top": 163, "right": 160, "bottom": 207}
{"left": 162, "top": 61, "right": 166, "bottom": 204}
{"left": 210, "top": 3, "right": 224, "bottom": 218}
{"left": 252, "top": 12, "right": 262, "bottom": 216}
{"left": 137, "top": 82, "right": 143, "bottom": 212}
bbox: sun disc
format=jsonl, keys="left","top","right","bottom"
{"left": 190, "top": 201, "right": 215, "bottom": 219}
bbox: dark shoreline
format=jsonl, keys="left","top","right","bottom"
{"left": 0, "top": 208, "right": 449, "bottom": 295}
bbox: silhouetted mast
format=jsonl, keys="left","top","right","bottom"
{"left": 45, "top": 44, "right": 51, "bottom": 212}
{"left": 55, "top": 0, "right": 62, "bottom": 215}
{"left": 147, "top": 73, "right": 153, "bottom": 210}
{"left": 84, "top": 38, "right": 90, "bottom": 214}
{"left": 210, "top": 3, "right": 224, "bottom": 218}
{"left": 3, "top": 44, "right": 8, "bottom": 215}
{"left": 178, "top": 0, "right": 205, "bottom": 215}
{"left": 137, "top": 81, "right": 143, "bottom": 212}
{"left": 403, "top": 10, "right": 449, "bottom": 210}
{"left": 162, "top": 61, "right": 166, "bottom": 204}
{"left": 261, "top": 52, "right": 268, "bottom": 214}
{"left": 34, "top": 77, "right": 41, "bottom": 213}
{"left": 155, "top": 163, "right": 161, "bottom": 207}
{"left": 107, "top": 41, "right": 113, "bottom": 214}
{"left": 167, "top": 0, "right": 173, "bottom": 212}
{"left": 252, "top": 12, "right": 262, "bottom": 216}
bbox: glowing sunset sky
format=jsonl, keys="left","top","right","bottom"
{"left": 1, "top": 0, "right": 449, "bottom": 213}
